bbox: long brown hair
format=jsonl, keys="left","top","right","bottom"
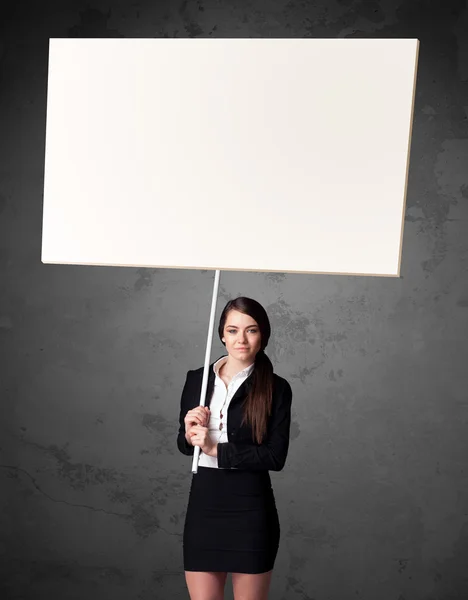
{"left": 218, "top": 296, "right": 274, "bottom": 444}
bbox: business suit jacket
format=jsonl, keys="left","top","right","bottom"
{"left": 177, "top": 355, "right": 293, "bottom": 471}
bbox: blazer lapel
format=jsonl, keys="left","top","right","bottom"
{"left": 225, "top": 373, "right": 254, "bottom": 409}
{"left": 197, "top": 356, "right": 254, "bottom": 410}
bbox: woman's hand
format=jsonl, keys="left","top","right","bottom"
{"left": 188, "top": 424, "right": 217, "bottom": 457}
{"left": 184, "top": 406, "right": 216, "bottom": 455}
{"left": 184, "top": 406, "right": 210, "bottom": 433}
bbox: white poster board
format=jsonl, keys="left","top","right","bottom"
{"left": 42, "top": 38, "right": 419, "bottom": 277}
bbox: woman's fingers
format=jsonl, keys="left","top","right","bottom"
{"left": 189, "top": 425, "right": 209, "bottom": 447}
{"left": 187, "top": 407, "right": 211, "bottom": 426}
{"left": 189, "top": 424, "right": 208, "bottom": 436}
{"left": 196, "top": 407, "right": 210, "bottom": 421}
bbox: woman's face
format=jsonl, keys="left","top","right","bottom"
{"left": 222, "top": 310, "right": 262, "bottom": 362}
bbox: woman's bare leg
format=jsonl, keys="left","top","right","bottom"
{"left": 185, "top": 570, "right": 228, "bottom": 600}
{"left": 232, "top": 570, "right": 273, "bottom": 600}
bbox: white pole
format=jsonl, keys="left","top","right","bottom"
{"left": 191, "top": 269, "right": 221, "bottom": 474}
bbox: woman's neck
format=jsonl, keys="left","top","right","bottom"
{"left": 221, "top": 356, "right": 254, "bottom": 379}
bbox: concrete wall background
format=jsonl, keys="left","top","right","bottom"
{"left": 1, "top": 1, "right": 467, "bottom": 598}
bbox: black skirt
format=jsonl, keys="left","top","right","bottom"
{"left": 183, "top": 466, "right": 280, "bottom": 574}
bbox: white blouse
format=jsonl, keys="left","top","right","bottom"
{"left": 198, "top": 354, "right": 255, "bottom": 469}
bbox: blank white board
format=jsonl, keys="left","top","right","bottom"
{"left": 42, "top": 38, "right": 419, "bottom": 276}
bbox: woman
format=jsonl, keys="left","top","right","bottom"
{"left": 177, "top": 296, "right": 293, "bottom": 600}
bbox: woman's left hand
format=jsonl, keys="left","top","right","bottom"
{"left": 188, "top": 425, "right": 217, "bottom": 457}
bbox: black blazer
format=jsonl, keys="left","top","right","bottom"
{"left": 177, "top": 355, "right": 293, "bottom": 471}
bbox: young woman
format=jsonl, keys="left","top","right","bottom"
{"left": 177, "top": 296, "right": 293, "bottom": 600}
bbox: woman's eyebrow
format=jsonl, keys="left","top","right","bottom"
{"left": 226, "top": 325, "right": 258, "bottom": 328}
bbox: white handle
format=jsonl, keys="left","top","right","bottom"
{"left": 191, "top": 269, "right": 221, "bottom": 474}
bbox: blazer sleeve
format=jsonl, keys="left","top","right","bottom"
{"left": 177, "top": 370, "right": 195, "bottom": 456}
{"left": 217, "top": 379, "right": 292, "bottom": 471}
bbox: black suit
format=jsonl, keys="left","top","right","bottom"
{"left": 177, "top": 355, "right": 293, "bottom": 471}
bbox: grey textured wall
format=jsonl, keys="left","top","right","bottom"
{"left": 1, "top": 1, "right": 467, "bottom": 599}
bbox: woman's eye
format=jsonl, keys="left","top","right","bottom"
{"left": 228, "top": 329, "right": 256, "bottom": 333}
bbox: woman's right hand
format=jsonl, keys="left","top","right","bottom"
{"left": 184, "top": 406, "right": 211, "bottom": 444}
